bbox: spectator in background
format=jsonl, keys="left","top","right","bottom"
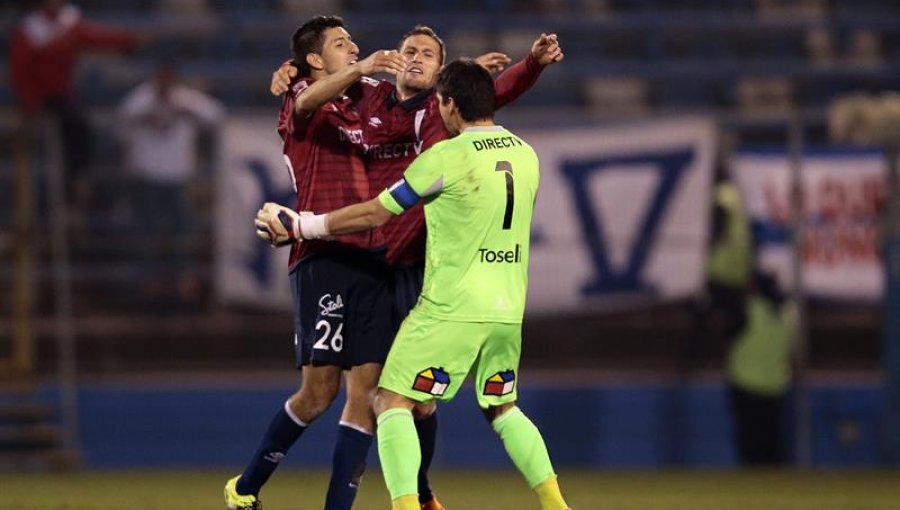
{"left": 691, "top": 174, "right": 754, "bottom": 365}
{"left": 8, "top": 0, "right": 140, "bottom": 205}
{"left": 706, "top": 177, "right": 753, "bottom": 335}
{"left": 118, "top": 62, "right": 224, "bottom": 304}
{"left": 727, "top": 270, "right": 795, "bottom": 465}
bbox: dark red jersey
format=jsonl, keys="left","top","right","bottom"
{"left": 358, "top": 54, "right": 545, "bottom": 266}
{"left": 279, "top": 78, "right": 382, "bottom": 268}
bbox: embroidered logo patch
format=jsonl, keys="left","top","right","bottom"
{"left": 483, "top": 370, "right": 516, "bottom": 396}
{"left": 412, "top": 367, "right": 450, "bottom": 396}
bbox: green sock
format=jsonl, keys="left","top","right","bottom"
{"left": 377, "top": 408, "right": 421, "bottom": 501}
{"left": 492, "top": 407, "right": 557, "bottom": 489}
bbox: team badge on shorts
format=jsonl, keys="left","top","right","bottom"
{"left": 483, "top": 370, "right": 516, "bottom": 396}
{"left": 412, "top": 367, "right": 450, "bottom": 396}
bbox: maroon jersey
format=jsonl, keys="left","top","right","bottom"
{"left": 279, "top": 78, "right": 382, "bottom": 268}
{"left": 358, "top": 54, "right": 545, "bottom": 266}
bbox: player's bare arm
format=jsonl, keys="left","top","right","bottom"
{"left": 323, "top": 198, "right": 394, "bottom": 235}
{"left": 294, "top": 49, "right": 406, "bottom": 114}
{"left": 254, "top": 199, "right": 394, "bottom": 246}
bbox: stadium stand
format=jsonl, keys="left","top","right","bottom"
{"left": 0, "top": 0, "right": 892, "bottom": 117}
{"left": 0, "top": 0, "right": 893, "bottom": 375}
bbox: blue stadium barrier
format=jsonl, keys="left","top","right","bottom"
{"left": 48, "top": 379, "right": 884, "bottom": 469}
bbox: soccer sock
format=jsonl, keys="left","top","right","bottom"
{"left": 236, "top": 400, "right": 307, "bottom": 496}
{"left": 391, "top": 495, "right": 420, "bottom": 510}
{"left": 491, "top": 407, "right": 568, "bottom": 510}
{"left": 534, "top": 476, "right": 569, "bottom": 510}
{"left": 414, "top": 412, "right": 438, "bottom": 503}
{"left": 377, "top": 408, "right": 421, "bottom": 504}
{"left": 324, "top": 422, "right": 373, "bottom": 510}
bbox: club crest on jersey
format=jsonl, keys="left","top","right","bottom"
{"left": 412, "top": 367, "right": 450, "bottom": 396}
{"left": 483, "top": 370, "right": 516, "bottom": 396}
{"left": 368, "top": 117, "right": 382, "bottom": 128}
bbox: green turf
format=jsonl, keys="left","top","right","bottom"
{"left": 2, "top": 469, "right": 899, "bottom": 509}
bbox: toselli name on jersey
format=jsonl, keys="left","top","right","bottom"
{"left": 478, "top": 244, "right": 522, "bottom": 264}
{"left": 367, "top": 141, "right": 424, "bottom": 160}
{"left": 472, "top": 136, "right": 523, "bottom": 152}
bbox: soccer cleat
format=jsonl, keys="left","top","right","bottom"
{"left": 420, "top": 496, "right": 446, "bottom": 510}
{"left": 224, "top": 475, "right": 262, "bottom": 510}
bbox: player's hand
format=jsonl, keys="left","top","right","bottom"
{"left": 475, "top": 52, "right": 512, "bottom": 74}
{"left": 255, "top": 202, "right": 303, "bottom": 247}
{"left": 358, "top": 49, "right": 407, "bottom": 76}
{"left": 531, "top": 33, "right": 564, "bottom": 66}
{"left": 271, "top": 61, "right": 298, "bottom": 96}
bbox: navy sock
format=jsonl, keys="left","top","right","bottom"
{"left": 415, "top": 412, "right": 438, "bottom": 503}
{"left": 324, "top": 423, "right": 374, "bottom": 510}
{"left": 236, "top": 402, "right": 306, "bottom": 496}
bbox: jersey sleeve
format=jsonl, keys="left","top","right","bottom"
{"left": 74, "top": 19, "right": 138, "bottom": 52}
{"left": 376, "top": 142, "right": 446, "bottom": 214}
{"left": 493, "top": 53, "right": 543, "bottom": 110}
{"left": 280, "top": 79, "right": 315, "bottom": 138}
{"left": 403, "top": 142, "right": 445, "bottom": 196}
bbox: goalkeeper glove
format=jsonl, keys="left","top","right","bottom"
{"left": 254, "top": 202, "right": 329, "bottom": 246}
{"left": 255, "top": 202, "right": 302, "bottom": 247}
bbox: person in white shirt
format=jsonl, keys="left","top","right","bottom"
{"left": 118, "top": 62, "right": 224, "bottom": 303}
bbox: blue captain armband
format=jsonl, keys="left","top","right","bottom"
{"left": 378, "top": 178, "right": 421, "bottom": 215}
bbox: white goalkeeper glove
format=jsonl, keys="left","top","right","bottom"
{"left": 254, "top": 202, "right": 329, "bottom": 247}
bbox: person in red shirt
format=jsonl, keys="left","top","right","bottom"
{"left": 267, "top": 26, "right": 563, "bottom": 510}
{"left": 8, "top": 0, "right": 138, "bottom": 203}
{"left": 224, "top": 16, "right": 407, "bottom": 510}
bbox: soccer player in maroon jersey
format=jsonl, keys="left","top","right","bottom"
{"left": 266, "top": 25, "right": 563, "bottom": 510}
{"left": 224, "top": 16, "right": 408, "bottom": 510}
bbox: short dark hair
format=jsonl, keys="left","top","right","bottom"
{"left": 435, "top": 59, "right": 495, "bottom": 122}
{"left": 291, "top": 15, "right": 346, "bottom": 77}
{"left": 398, "top": 25, "right": 446, "bottom": 65}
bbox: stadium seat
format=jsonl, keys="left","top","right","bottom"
{"left": 6, "top": 0, "right": 896, "bottom": 115}
{"left": 735, "top": 76, "right": 794, "bottom": 114}
{"left": 584, "top": 76, "right": 649, "bottom": 116}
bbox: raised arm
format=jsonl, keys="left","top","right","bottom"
{"left": 75, "top": 19, "right": 140, "bottom": 52}
{"left": 493, "top": 33, "right": 564, "bottom": 110}
{"left": 294, "top": 50, "right": 406, "bottom": 114}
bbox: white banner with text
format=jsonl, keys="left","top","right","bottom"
{"left": 731, "top": 149, "right": 886, "bottom": 301}
{"left": 215, "top": 116, "right": 717, "bottom": 314}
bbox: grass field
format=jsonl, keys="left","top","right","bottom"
{"left": 3, "top": 469, "right": 900, "bottom": 509}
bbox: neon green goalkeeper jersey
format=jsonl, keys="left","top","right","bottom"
{"left": 378, "top": 125, "right": 539, "bottom": 323}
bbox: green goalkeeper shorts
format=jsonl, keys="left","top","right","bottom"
{"left": 378, "top": 309, "right": 521, "bottom": 409}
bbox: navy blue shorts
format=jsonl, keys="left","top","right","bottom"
{"left": 391, "top": 264, "right": 424, "bottom": 332}
{"left": 290, "top": 251, "right": 393, "bottom": 368}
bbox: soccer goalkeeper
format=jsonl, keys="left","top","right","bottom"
{"left": 257, "top": 59, "right": 572, "bottom": 510}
